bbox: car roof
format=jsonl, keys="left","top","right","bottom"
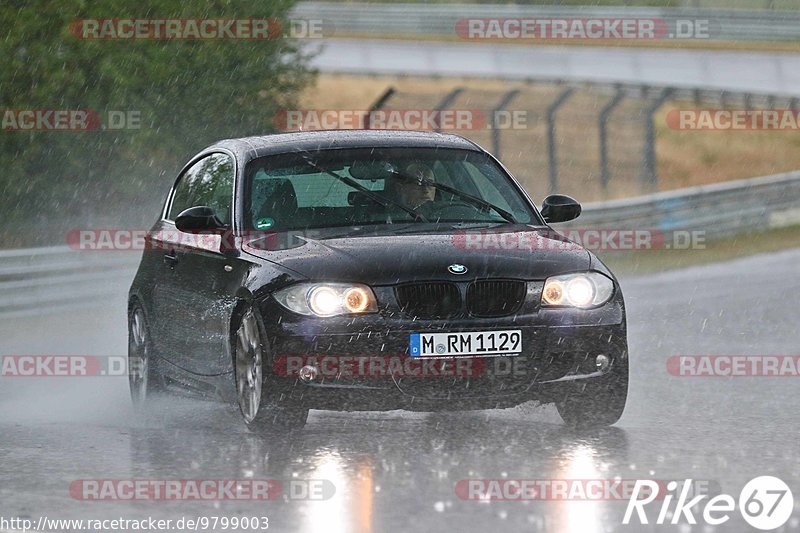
{"left": 203, "top": 130, "right": 484, "bottom": 162}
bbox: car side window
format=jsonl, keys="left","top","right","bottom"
{"left": 168, "top": 153, "right": 234, "bottom": 225}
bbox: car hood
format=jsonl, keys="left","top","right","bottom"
{"left": 242, "top": 225, "right": 590, "bottom": 285}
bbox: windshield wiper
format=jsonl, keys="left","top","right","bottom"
{"left": 388, "top": 169, "right": 518, "bottom": 224}
{"left": 318, "top": 223, "right": 418, "bottom": 239}
{"left": 298, "top": 155, "right": 429, "bottom": 223}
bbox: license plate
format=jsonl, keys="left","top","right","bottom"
{"left": 409, "top": 330, "right": 522, "bottom": 358}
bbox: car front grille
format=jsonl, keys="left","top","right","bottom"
{"left": 466, "top": 280, "right": 526, "bottom": 318}
{"left": 395, "top": 279, "right": 526, "bottom": 319}
{"left": 395, "top": 282, "right": 461, "bottom": 319}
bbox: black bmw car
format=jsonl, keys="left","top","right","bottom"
{"left": 128, "top": 130, "right": 628, "bottom": 430}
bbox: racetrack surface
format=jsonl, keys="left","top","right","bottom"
{"left": 310, "top": 38, "right": 800, "bottom": 96}
{"left": 1, "top": 248, "right": 799, "bottom": 532}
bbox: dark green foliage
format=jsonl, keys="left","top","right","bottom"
{"left": 0, "top": 0, "right": 315, "bottom": 246}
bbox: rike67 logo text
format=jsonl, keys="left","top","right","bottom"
{"left": 624, "top": 476, "right": 793, "bottom": 530}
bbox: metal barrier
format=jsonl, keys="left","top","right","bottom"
{"left": 293, "top": 2, "right": 800, "bottom": 41}
{"left": 563, "top": 169, "right": 800, "bottom": 240}
{"left": 1, "top": 170, "right": 798, "bottom": 318}
{"left": 0, "top": 247, "right": 138, "bottom": 318}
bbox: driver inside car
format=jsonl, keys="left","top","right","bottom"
{"left": 393, "top": 162, "right": 437, "bottom": 213}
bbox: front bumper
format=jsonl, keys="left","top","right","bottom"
{"left": 256, "top": 281, "right": 627, "bottom": 411}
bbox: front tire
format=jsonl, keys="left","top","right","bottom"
{"left": 128, "top": 304, "right": 164, "bottom": 408}
{"left": 555, "top": 354, "right": 628, "bottom": 427}
{"left": 233, "top": 307, "right": 308, "bottom": 433}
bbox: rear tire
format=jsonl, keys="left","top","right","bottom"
{"left": 555, "top": 354, "right": 628, "bottom": 428}
{"left": 233, "top": 307, "right": 308, "bottom": 433}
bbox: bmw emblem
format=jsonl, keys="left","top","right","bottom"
{"left": 448, "top": 263, "right": 468, "bottom": 275}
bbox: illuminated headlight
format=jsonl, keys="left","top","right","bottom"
{"left": 273, "top": 283, "right": 378, "bottom": 317}
{"left": 541, "top": 272, "right": 614, "bottom": 309}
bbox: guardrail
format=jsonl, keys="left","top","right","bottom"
{"left": 0, "top": 246, "right": 138, "bottom": 318}
{"left": 1, "top": 170, "right": 799, "bottom": 318}
{"left": 565, "top": 170, "right": 800, "bottom": 239}
{"left": 293, "top": 2, "right": 800, "bottom": 41}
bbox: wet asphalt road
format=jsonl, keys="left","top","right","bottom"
{"left": 1, "top": 248, "right": 799, "bottom": 532}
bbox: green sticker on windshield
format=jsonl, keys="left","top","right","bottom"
{"left": 255, "top": 217, "right": 274, "bottom": 230}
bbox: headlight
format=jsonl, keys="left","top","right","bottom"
{"left": 273, "top": 283, "right": 378, "bottom": 317}
{"left": 541, "top": 272, "right": 614, "bottom": 308}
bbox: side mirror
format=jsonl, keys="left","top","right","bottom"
{"left": 174, "top": 206, "right": 227, "bottom": 233}
{"left": 541, "top": 194, "right": 581, "bottom": 223}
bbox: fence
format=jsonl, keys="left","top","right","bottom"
{"left": 364, "top": 80, "right": 798, "bottom": 202}
{"left": 293, "top": 2, "right": 800, "bottom": 41}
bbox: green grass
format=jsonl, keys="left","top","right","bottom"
{"left": 599, "top": 224, "right": 800, "bottom": 276}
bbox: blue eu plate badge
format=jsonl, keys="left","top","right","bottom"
{"left": 409, "top": 333, "right": 421, "bottom": 357}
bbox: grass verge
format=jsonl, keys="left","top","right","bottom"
{"left": 598, "top": 224, "right": 800, "bottom": 276}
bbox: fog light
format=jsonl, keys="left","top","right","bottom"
{"left": 595, "top": 354, "right": 610, "bottom": 372}
{"left": 298, "top": 365, "right": 319, "bottom": 382}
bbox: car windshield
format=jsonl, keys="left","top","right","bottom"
{"left": 244, "top": 147, "right": 539, "bottom": 231}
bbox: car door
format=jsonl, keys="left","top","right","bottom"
{"left": 150, "top": 152, "right": 249, "bottom": 376}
